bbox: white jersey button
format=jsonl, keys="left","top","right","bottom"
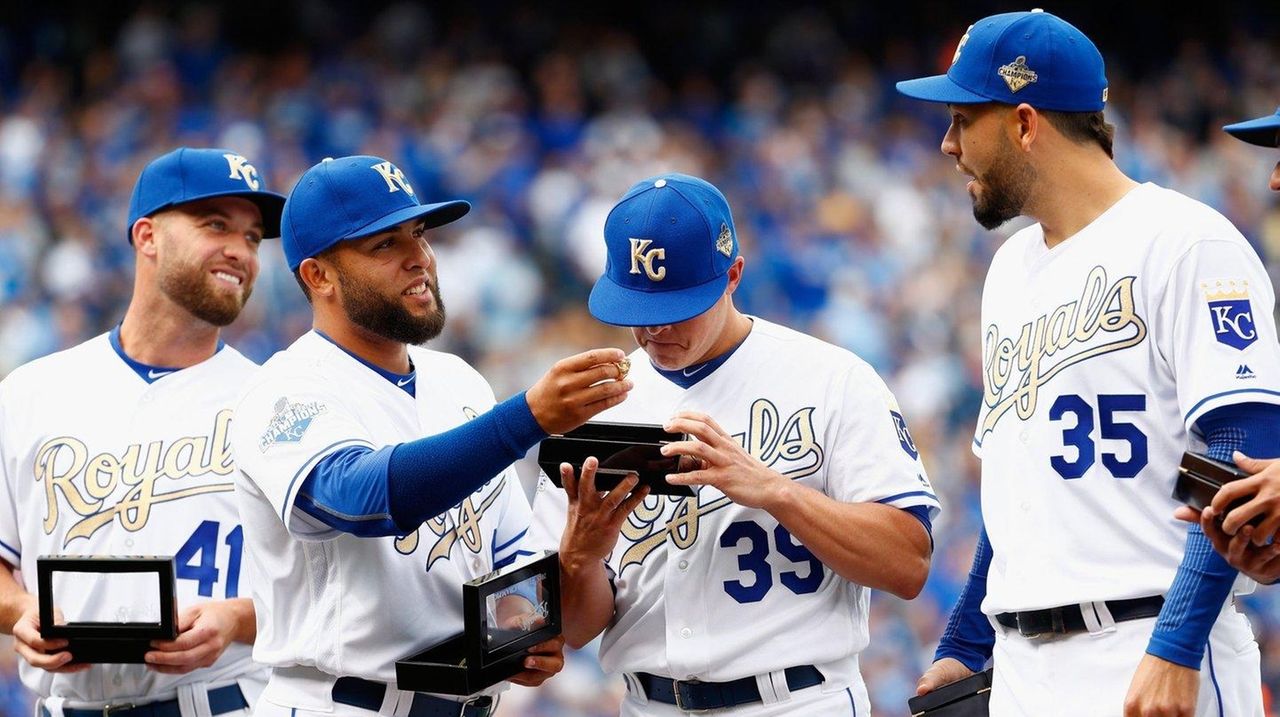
{"left": 680, "top": 627, "right": 692, "bottom": 638}
{"left": 1019, "top": 431, "right": 1029, "bottom": 443}
{"left": 678, "top": 559, "right": 689, "bottom": 570}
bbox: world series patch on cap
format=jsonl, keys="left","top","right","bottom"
{"left": 895, "top": 9, "right": 1108, "bottom": 112}
{"left": 589, "top": 173, "right": 739, "bottom": 327}
{"left": 127, "top": 147, "right": 286, "bottom": 243}
{"left": 281, "top": 155, "right": 471, "bottom": 270}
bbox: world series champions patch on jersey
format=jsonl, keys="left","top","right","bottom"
{"left": 527, "top": 318, "right": 939, "bottom": 690}
{"left": 973, "top": 183, "right": 1280, "bottom": 614}
{"left": 0, "top": 333, "right": 263, "bottom": 702}
{"left": 229, "top": 331, "right": 531, "bottom": 686}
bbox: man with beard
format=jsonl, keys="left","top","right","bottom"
{"left": 0, "top": 147, "right": 286, "bottom": 715}
{"left": 229, "top": 155, "right": 632, "bottom": 717}
{"left": 897, "top": 10, "right": 1280, "bottom": 717}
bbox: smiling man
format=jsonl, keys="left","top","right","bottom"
{"left": 229, "top": 155, "right": 632, "bottom": 716}
{"left": 896, "top": 10, "right": 1280, "bottom": 717}
{"left": 0, "top": 147, "right": 286, "bottom": 716}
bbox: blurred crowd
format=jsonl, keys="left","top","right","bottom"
{"left": 1, "top": 3, "right": 1279, "bottom": 716}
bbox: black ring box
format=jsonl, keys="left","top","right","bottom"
{"left": 37, "top": 556, "right": 177, "bottom": 664}
{"left": 395, "top": 550, "right": 562, "bottom": 695}
{"left": 537, "top": 421, "right": 695, "bottom": 497}
{"left": 1173, "top": 451, "right": 1259, "bottom": 526}
{"left": 907, "top": 668, "right": 993, "bottom": 716}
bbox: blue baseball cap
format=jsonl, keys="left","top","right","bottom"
{"left": 127, "top": 147, "right": 286, "bottom": 243}
{"left": 589, "top": 173, "right": 739, "bottom": 327}
{"left": 281, "top": 155, "right": 471, "bottom": 270}
{"left": 1224, "top": 108, "right": 1280, "bottom": 148}
{"left": 895, "top": 10, "right": 1108, "bottom": 112}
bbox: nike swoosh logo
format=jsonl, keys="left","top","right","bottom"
{"left": 682, "top": 365, "right": 708, "bottom": 377}
{"left": 397, "top": 376, "right": 414, "bottom": 387}
{"left": 148, "top": 369, "right": 174, "bottom": 379}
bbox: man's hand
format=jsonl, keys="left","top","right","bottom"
{"left": 1177, "top": 504, "right": 1280, "bottom": 583}
{"left": 560, "top": 457, "right": 649, "bottom": 566}
{"left": 662, "top": 411, "right": 787, "bottom": 509}
{"left": 11, "top": 607, "right": 89, "bottom": 674}
{"left": 145, "top": 599, "right": 252, "bottom": 674}
{"left": 916, "top": 657, "right": 974, "bottom": 696}
{"left": 1212, "top": 453, "right": 1280, "bottom": 542}
{"left": 1123, "top": 654, "right": 1198, "bottom": 717}
{"left": 506, "top": 635, "right": 565, "bottom": 687}
{"left": 526, "top": 349, "right": 633, "bottom": 435}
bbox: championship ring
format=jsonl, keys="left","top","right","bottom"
{"left": 615, "top": 357, "right": 631, "bottom": 380}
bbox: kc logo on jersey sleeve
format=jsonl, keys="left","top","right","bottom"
{"left": 259, "top": 397, "right": 328, "bottom": 452}
{"left": 1204, "top": 280, "right": 1257, "bottom": 350}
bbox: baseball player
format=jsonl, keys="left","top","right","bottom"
{"left": 526, "top": 173, "right": 939, "bottom": 716}
{"left": 228, "top": 155, "right": 633, "bottom": 717}
{"left": 1173, "top": 107, "right": 1280, "bottom": 583}
{"left": 0, "top": 148, "right": 286, "bottom": 715}
{"left": 896, "top": 10, "right": 1280, "bottom": 717}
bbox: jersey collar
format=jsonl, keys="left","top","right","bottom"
{"left": 652, "top": 324, "right": 752, "bottom": 389}
{"left": 108, "top": 324, "right": 224, "bottom": 384}
{"left": 313, "top": 330, "right": 417, "bottom": 397}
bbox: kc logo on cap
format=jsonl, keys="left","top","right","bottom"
{"left": 589, "top": 173, "right": 739, "bottom": 328}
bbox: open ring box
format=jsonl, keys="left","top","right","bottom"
{"left": 537, "top": 421, "right": 695, "bottom": 497}
{"left": 1172, "top": 451, "right": 1261, "bottom": 527}
{"left": 395, "top": 550, "right": 562, "bottom": 695}
{"left": 37, "top": 556, "right": 178, "bottom": 664}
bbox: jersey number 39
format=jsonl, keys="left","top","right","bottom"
{"left": 719, "top": 520, "right": 824, "bottom": 603}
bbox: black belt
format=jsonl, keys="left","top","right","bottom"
{"left": 331, "top": 677, "right": 494, "bottom": 717}
{"left": 634, "top": 665, "right": 824, "bottom": 712}
{"left": 995, "top": 595, "right": 1165, "bottom": 638}
{"left": 42, "top": 685, "right": 246, "bottom": 717}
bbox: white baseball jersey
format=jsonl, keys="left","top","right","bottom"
{"left": 0, "top": 333, "right": 263, "bottom": 701}
{"left": 975, "top": 182, "right": 1280, "bottom": 614}
{"left": 527, "top": 318, "right": 939, "bottom": 686}
{"left": 229, "top": 331, "right": 530, "bottom": 687}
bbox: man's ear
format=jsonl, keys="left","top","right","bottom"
{"left": 132, "top": 217, "right": 160, "bottom": 258}
{"left": 299, "top": 256, "right": 337, "bottom": 299}
{"left": 1013, "top": 103, "right": 1039, "bottom": 151}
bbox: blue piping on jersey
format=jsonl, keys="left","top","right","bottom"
{"left": 846, "top": 687, "right": 856, "bottom": 715}
{"left": 875, "top": 490, "right": 939, "bottom": 505}
{"left": 1184, "top": 389, "right": 1280, "bottom": 423}
{"left": 494, "top": 550, "right": 536, "bottom": 570}
{"left": 1207, "top": 642, "right": 1224, "bottom": 717}
{"left": 280, "top": 439, "right": 377, "bottom": 524}
{"left": 314, "top": 329, "right": 416, "bottom": 397}
{"left": 108, "top": 325, "right": 224, "bottom": 383}
{"left": 0, "top": 538, "right": 19, "bottom": 562}
{"left": 493, "top": 528, "right": 528, "bottom": 557}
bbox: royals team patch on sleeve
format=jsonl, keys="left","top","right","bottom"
{"left": 1204, "top": 280, "right": 1257, "bottom": 350}
{"left": 890, "top": 411, "right": 919, "bottom": 460}
{"left": 259, "top": 397, "right": 328, "bottom": 452}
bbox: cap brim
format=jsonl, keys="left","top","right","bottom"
{"left": 895, "top": 75, "right": 993, "bottom": 105}
{"left": 1223, "top": 115, "right": 1280, "bottom": 148}
{"left": 588, "top": 272, "right": 728, "bottom": 327}
{"left": 346, "top": 200, "right": 472, "bottom": 240}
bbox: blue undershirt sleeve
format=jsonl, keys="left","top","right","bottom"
{"left": 901, "top": 505, "right": 935, "bottom": 551}
{"left": 296, "top": 392, "right": 547, "bottom": 537}
{"left": 1147, "top": 402, "right": 1280, "bottom": 668}
{"left": 934, "top": 525, "right": 995, "bottom": 672}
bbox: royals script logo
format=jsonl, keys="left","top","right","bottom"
{"left": 616, "top": 399, "right": 823, "bottom": 574}
{"left": 979, "top": 266, "right": 1146, "bottom": 440}
{"left": 36, "top": 411, "right": 236, "bottom": 547}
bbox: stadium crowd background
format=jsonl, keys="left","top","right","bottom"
{"left": 0, "top": 2, "right": 1278, "bottom": 715}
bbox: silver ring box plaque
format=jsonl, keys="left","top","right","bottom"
{"left": 538, "top": 421, "right": 695, "bottom": 497}
{"left": 37, "top": 556, "right": 178, "bottom": 664}
{"left": 395, "top": 550, "right": 561, "bottom": 695}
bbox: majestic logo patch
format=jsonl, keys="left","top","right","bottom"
{"left": 890, "top": 411, "right": 919, "bottom": 460}
{"left": 1237, "top": 364, "right": 1255, "bottom": 379}
{"left": 223, "top": 154, "right": 261, "bottom": 191}
{"left": 371, "top": 161, "right": 415, "bottom": 196}
{"left": 998, "top": 56, "right": 1038, "bottom": 93}
{"left": 716, "top": 223, "right": 733, "bottom": 257}
{"left": 259, "top": 397, "right": 328, "bottom": 452}
{"left": 628, "top": 238, "right": 667, "bottom": 281}
{"left": 1204, "top": 281, "right": 1256, "bottom": 350}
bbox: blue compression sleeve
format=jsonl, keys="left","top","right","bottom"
{"left": 902, "top": 505, "right": 935, "bottom": 551}
{"left": 297, "top": 392, "right": 546, "bottom": 537}
{"left": 1147, "top": 402, "right": 1280, "bottom": 668}
{"left": 934, "top": 526, "right": 995, "bottom": 672}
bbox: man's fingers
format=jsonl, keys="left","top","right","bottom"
{"left": 1173, "top": 506, "right": 1200, "bottom": 524}
{"left": 1233, "top": 451, "right": 1273, "bottom": 473}
{"left": 555, "top": 348, "right": 628, "bottom": 375}
{"left": 560, "top": 463, "right": 578, "bottom": 501}
{"left": 1220, "top": 499, "right": 1268, "bottom": 535}
{"left": 602, "top": 474, "right": 640, "bottom": 510}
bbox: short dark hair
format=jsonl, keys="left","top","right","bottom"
{"left": 1041, "top": 110, "right": 1115, "bottom": 159}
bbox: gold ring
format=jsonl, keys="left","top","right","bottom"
{"left": 615, "top": 357, "right": 631, "bottom": 380}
